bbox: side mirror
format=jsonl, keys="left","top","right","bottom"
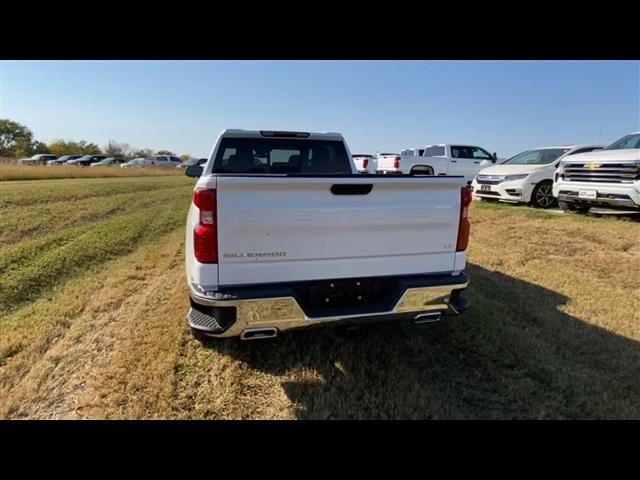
{"left": 492, "top": 152, "right": 497, "bottom": 163}
{"left": 185, "top": 165, "right": 203, "bottom": 178}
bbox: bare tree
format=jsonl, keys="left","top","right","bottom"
{"left": 104, "top": 139, "right": 130, "bottom": 158}
{"left": 156, "top": 149, "right": 176, "bottom": 156}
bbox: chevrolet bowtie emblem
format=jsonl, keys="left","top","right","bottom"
{"left": 584, "top": 163, "right": 601, "bottom": 169}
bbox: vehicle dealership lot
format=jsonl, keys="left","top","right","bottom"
{"left": 0, "top": 176, "right": 638, "bottom": 419}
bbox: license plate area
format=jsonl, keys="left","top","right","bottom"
{"left": 480, "top": 185, "right": 491, "bottom": 192}
{"left": 293, "top": 277, "right": 400, "bottom": 318}
{"left": 578, "top": 190, "right": 597, "bottom": 199}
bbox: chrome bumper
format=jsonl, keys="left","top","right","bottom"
{"left": 557, "top": 192, "right": 640, "bottom": 209}
{"left": 188, "top": 276, "right": 470, "bottom": 338}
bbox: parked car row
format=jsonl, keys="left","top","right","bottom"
{"left": 352, "top": 144, "right": 505, "bottom": 183}
{"left": 352, "top": 133, "right": 639, "bottom": 213}
{"left": 471, "top": 144, "right": 604, "bottom": 208}
{"left": 17, "top": 154, "right": 59, "bottom": 165}
{"left": 15, "top": 153, "right": 209, "bottom": 169}
{"left": 471, "top": 131, "right": 640, "bottom": 212}
{"left": 118, "top": 155, "right": 181, "bottom": 168}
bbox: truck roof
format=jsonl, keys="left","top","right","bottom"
{"left": 221, "top": 129, "right": 344, "bottom": 141}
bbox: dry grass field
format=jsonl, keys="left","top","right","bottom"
{"left": 0, "top": 175, "right": 638, "bottom": 419}
{"left": 0, "top": 162, "right": 182, "bottom": 181}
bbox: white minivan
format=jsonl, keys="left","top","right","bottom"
{"left": 472, "top": 144, "right": 603, "bottom": 208}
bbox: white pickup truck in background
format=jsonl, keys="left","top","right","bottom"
{"left": 400, "top": 148, "right": 425, "bottom": 157}
{"left": 352, "top": 153, "right": 377, "bottom": 174}
{"left": 377, "top": 144, "right": 501, "bottom": 183}
{"left": 554, "top": 132, "right": 640, "bottom": 213}
{"left": 184, "top": 129, "right": 471, "bottom": 341}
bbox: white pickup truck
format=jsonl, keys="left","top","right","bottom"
{"left": 377, "top": 144, "right": 500, "bottom": 183}
{"left": 400, "top": 148, "right": 425, "bottom": 157}
{"left": 352, "top": 153, "right": 377, "bottom": 174}
{"left": 184, "top": 129, "right": 472, "bottom": 341}
{"left": 553, "top": 132, "right": 640, "bottom": 213}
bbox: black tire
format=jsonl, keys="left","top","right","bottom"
{"left": 558, "top": 200, "right": 590, "bottom": 214}
{"left": 529, "top": 181, "right": 556, "bottom": 209}
{"left": 410, "top": 166, "right": 434, "bottom": 175}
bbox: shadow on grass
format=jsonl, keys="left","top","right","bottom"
{"left": 203, "top": 263, "right": 640, "bottom": 419}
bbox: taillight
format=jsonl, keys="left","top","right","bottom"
{"left": 456, "top": 186, "right": 472, "bottom": 252}
{"left": 193, "top": 188, "right": 218, "bottom": 263}
{"left": 363, "top": 158, "right": 369, "bottom": 169}
{"left": 393, "top": 156, "right": 400, "bottom": 169}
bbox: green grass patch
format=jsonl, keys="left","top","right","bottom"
{"left": 0, "top": 177, "right": 191, "bottom": 314}
{"left": 0, "top": 176, "right": 193, "bottom": 208}
{"left": 0, "top": 184, "right": 191, "bottom": 246}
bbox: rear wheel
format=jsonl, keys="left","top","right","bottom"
{"left": 558, "top": 200, "right": 590, "bottom": 214}
{"left": 529, "top": 181, "right": 556, "bottom": 209}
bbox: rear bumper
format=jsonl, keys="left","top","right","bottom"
{"left": 188, "top": 273, "right": 470, "bottom": 338}
{"left": 471, "top": 179, "right": 534, "bottom": 203}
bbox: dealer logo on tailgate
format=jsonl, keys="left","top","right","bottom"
{"left": 223, "top": 252, "right": 287, "bottom": 259}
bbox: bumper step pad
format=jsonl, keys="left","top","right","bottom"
{"left": 188, "top": 307, "right": 225, "bottom": 333}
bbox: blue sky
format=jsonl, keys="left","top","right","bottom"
{"left": 1, "top": 61, "right": 638, "bottom": 158}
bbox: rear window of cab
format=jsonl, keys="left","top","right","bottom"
{"left": 213, "top": 138, "right": 352, "bottom": 174}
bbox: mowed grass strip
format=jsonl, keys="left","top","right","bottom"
{"left": 0, "top": 229, "right": 189, "bottom": 418}
{"left": 0, "top": 164, "right": 183, "bottom": 181}
{"left": 0, "top": 184, "right": 190, "bottom": 246}
{"left": 0, "top": 175, "right": 193, "bottom": 208}
{"left": 165, "top": 203, "right": 640, "bottom": 419}
{"left": 1, "top": 181, "right": 639, "bottom": 419}
{"left": 0, "top": 189, "right": 191, "bottom": 316}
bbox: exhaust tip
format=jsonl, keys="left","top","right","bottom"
{"left": 241, "top": 327, "right": 278, "bottom": 340}
{"left": 414, "top": 312, "right": 442, "bottom": 325}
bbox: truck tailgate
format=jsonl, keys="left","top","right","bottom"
{"left": 216, "top": 175, "right": 465, "bottom": 286}
{"left": 376, "top": 155, "right": 398, "bottom": 170}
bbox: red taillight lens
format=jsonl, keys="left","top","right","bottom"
{"left": 393, "top": 156, "right": 400, "bottom": 169}
{"left": 456, "top": 186, "right": 472, "bottom": 252}
{"left": 363, "top": 158, "right": 369, "bottom": 169}
{"left": 193, "top": 188, "right": 218, "bottom": 263}
{"left": 193, "top": 188, "right": 216, "bottom": 222}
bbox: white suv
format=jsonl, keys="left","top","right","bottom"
{"left": 472, "top": 145, "right": 603, "bottom": 208}
{"left": 553, "top": 132, "right": 640, "bottom": 213}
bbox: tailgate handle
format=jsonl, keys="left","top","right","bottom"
{"left": 331, "top": 184, "right": 373, "bottom": 195}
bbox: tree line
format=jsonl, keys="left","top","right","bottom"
{"left": 0, "top": 118, "right": 192, "bottom": 161}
